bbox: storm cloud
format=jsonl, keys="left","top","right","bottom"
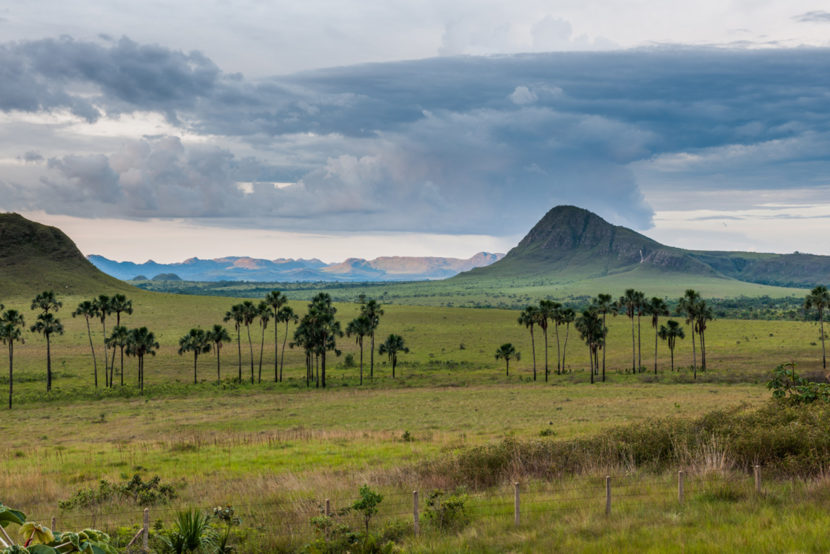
{"left": 2, "top": 37, "right": 830, "bottom": 235}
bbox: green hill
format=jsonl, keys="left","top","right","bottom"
{"left": 0, "top": 213, "right": 134, "bottom": 298}
{"left": 455, "top": 206, "right": 817, "bottom": 298}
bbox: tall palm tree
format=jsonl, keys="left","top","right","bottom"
{"left": 265, "top": 290, "right": 288, "bottom": 382}
{"left": 559, "top": 307, "right": 576, "bottom": 371}
{"left": 617, "top": 289, "right": 642, "bottom": 373}
{"left": 695, "top": 301, "right": 714, "bottom": 372}
{"left": 239, "top": 301, "right": 259, "bottom": 384}
{"left": 106, "top": 325, "right": 129, "bottom": 386}
{"left": 256, "top": 301, "right": 271, "bottom": 383}
{"left": 678, "top": 289, "right": 701, "bottom": 371}
{"left": 538, "top": 300, "right": 559, "bottom": 381}
{"left": 223, "top": 304, "right": 245, "bottom": 382}
{"left": 805, "top": 285, "right": 830, "bottom": 369}
{"left": 0, "top": 309, "right": 24, "bottom": 409}
{"left": 635, "top": 292, "right": 647, "bottom": 371}
{"left": 291, "top": 317, "right": 314, "bottom": 387}
{"left": 72, "top": 300, "right": 100, "bottom": 388}
{"left": 31, "top": 290, "right": 62, "bottom": 314}
{"left": 379, "top": 334, "right": 409, "bottom": 378}
{"left": 276, "top": 306, "right": 298, "bottom": 382}
{"left": 518, "top": 306, "right": 539, "bottom": 381}
{"left": 178, "top": 328, "right": 212, "bottom": 384}
{"left": 494, "top": 343, "right": 520, "bottom": 376}
{"left": 307, "top": 293, "right": 342, "bottom": 388}
{"left": 126, "top": 327, "right": 159, "bottom": 394}
{"left": 575, "top": 309, "right": 604, "bottom": 384}
{"left": 110, "top": 294, "right": 133, "bottom": 327}
{"left": 30, "top": 312, "right": 63, "bottom": 392}
{"left": 658, "top": 320, "right": 685, "bottom": 372}
{"left": 93, "top": 295, "right": 113, "bottom": 386}
{"left": 648, "top": 297, "right": 669, "bottom": 375}
{"left": 591, "top": 293, "right": 614, "bottom": 381}
{"left": 206, "top": 324, "right": 231, "bottom": 383}
{"left": 346, "top": 314, "right": 372, "bottom": 385}
{"left": 360, "top": 299, "right": 384, "bottom": 380}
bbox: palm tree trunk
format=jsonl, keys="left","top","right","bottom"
{"left": 321, "top": 350, "right": 326, "bottom": 388}
{"left": 562, "top": 323, "right": 571, "bottom": 370}
{"left": 8, "top": 343, "right": 13, "bottom": 409}
{"left": 85, "top": 318, "right": 98, "bottom": 388}
{"left": 315, "top": 354, "right": 319, "bottom": 388}
{"left": 670, "top": 345, "right": 675, "bottom": 372}
{"left": 258, "top": 324, "right": 265, "bottom": 383}
{"left": 216, "top": 347, "right": 221, "bottom": 383}
{"left": 120, "top": 346, "right": 125, "bottom": 386}
{"left": 505, "top": 358, "right": 509, "bottom": 376}
{"left": 542, "top": 327, "right": 549, "bottom": 381}
{"left": 359, "top": 338, "right": 364, "bottom": 385}
{"left": 246, "top": 325, "right": 254, "bottom": 384}
{"left": 554, "top": 324, "right": 561, "bottom": 375}
{"left": 110, "top": 346, "right": 116, "bottom": 388}
{"left": 280, "top": 324, "right": 290, "bottom": 382}
{"left": 700, "top": 329, "right": 707, "bottom": 371}
{"left": 630, "top": 316, "right": 635, "bottom": 373}
{"left": 601, "top": 313, "right": 607, "bottom": 379}
{"left": 46, "top": 334, "right": 52, "bottom": 392}
{"left": 274, "top": 320, "right": 279, "bottom": 382}
{"left": 236, "top": 328, "right": 242, "bottom": 382}
{"left": 691, "top": 326, "right": 697, "bottom": 371}
{"left": 101, "top": 320, "right": 109, "bottom": 386}
{"left": 193, "top": 353, "right": 198, "bottom": 384}
{"left": 822, "top": 314, "right": 826, "bottom": 369}
{"left": 529, "top": 327, "right": 536, "bottom": 381}
{"left": 588, "top": 344, "right": 594, "bottom": 384}
{"left": 654, "top": 324, "right": 659, "bottom": 375}
{"left": 637, "top": 314, "right": 642, "bottom": 372}
{"left": 370, "top": 332, "right": 375, "bottom": 379}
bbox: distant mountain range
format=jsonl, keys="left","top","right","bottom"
{"left": 459, "top": 205, "right": 829, "bottom": 289}
{"left": 87, "top": 252, "right": 504, "bottom": 282}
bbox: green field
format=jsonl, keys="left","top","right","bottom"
{"left": 1, "top": 287, "right": 828, "bottom": 552}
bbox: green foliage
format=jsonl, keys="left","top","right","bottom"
{"left": 0, "top": 503, "right": 116, "bottom": 553}
{"left": 155, "top": 509, "right": 216, "bottom": 554}
{"left": 424, "top": 489, "right": 469, "bottom": 531}
{"left": 58, "top": 474, "right": 176, "bottom": 510}
{"left": 352, "top": 485, "right": 383, "bottom": 534}
{"left": 767, "top": 362, "right": 830, "bottom": 403}
{"left": 211, "top": 505, "right": 240, "bottom": 553}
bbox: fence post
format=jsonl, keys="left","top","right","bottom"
{"left": 142, "top": 508, "right": 149, "bottom": 552}
{"left": 514, "top": 482, "right": 520, "bottom": 526}
{"left": 413, "top": 490, "right": 420, "bottom": 536}
{"left": 325, "top": 498, "right": 331, "bottom": 517}
{"left": 51, "top": 517, "right": 56, "bottom": 533}
{"left": 605, "top": 476, "right": 611, "bottom": 516}
{"left": 678, "top": 470, "right": 685, "bottom": 504}
{"left": 754, "top": 465, "right": 761, "bottom": 494}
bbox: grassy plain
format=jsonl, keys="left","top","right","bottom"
{"left": 1, "top": 288, "right": 828, "bottom": 551}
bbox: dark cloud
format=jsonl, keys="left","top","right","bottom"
{"left": 793, "top": 11, "right": 830, "bottom": 23}
{"left": 2, "top": 38, "right": 830, "bottom": 235}
{"left": 20, "top": 151, "right": 43, "bottom": 163}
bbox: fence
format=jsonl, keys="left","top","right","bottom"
{"left": 29, "top": 464, "right": 781, "bottom": 552}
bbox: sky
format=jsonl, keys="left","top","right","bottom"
{"left": 2, "top": 1, "right": 830, "bottom": 263}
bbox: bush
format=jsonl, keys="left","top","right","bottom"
{"left": 424, "top": 490, "right": 469, "bottom": 531}
{"left": 59, "top": 474, "right": 176, "bottom": 510}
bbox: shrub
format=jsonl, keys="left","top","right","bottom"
{"left": 59, "top": 474, "right": 176, "bottom": 510}
{"left": 424, "top": 489, "right": 469, "bottom": 531}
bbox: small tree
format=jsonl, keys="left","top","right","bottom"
{"left": 494, "top": 343, "right": 520, "bottom": 376}
{"left": 379, "top": 334, "right": 409, "bottom": 378}
{"left": 352, "top": 485, "right": 383, "bottom": 535}
{"left": 178, "top": 328, "right": 211, "bottom": 384}
{"left": 658, "top": 320, "right": 685, "bottom": 372}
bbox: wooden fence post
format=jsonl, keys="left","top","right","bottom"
{"left": 514, "top": 482, "right": 520, "bottom": 526}
{"left": 142, "top": 508, "right": 149, "bottom": 552}
{"left": 325, "top": 499, "right": 331, "bottom": 517}
{"left": 678, "top": 470, "right": 685, "bottom": 504}
{"left": 413, "top": 490, "right": 420, "bottom": 536}
{"left": 605, "top": 476, "right": 611, "bottom": 516}
{"left": 51, "top": 517, "right": 56, "bottom": 533}
{"left": 754, "top": 465, "right": 761, "bottom": 494}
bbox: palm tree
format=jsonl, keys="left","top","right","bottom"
{"left": 617, "top": 289, "right": 644, "bottom": 373}
{"left": 308, "top": 293, "right": 342, "bottom": 388}
{"left": 658, "top": 320, "right": 685, "bottom": 372}
{"left": 206, "top": 324, "right": 231, "bottom": 383}
{"left": 30, "top": 313, "right": 63, "bottom": 392}
{"left": 239, "top": 301, "right": 259, "bottom": 384}
{"left": 591, "top": 293, "right": 614, "bottom": 380}
{"left": 126, "top": 327, "right": 159, "bottom": 394}
{"left": 110, "top": 294, "right": 133, "bottom": 327}
{"left": 678, "top": 289, "right": 701, "bottom": 371}
{"left": 695, "top": 301, "right": 714, "bottom": 372}
{"left": 265, "top": 290, "right": 288, "bottom": 382}
{"left": 379, "top": 334, "right": 409, "bottom": 378}
{"left": 31, "top": 290, "right": 62, "bottom": 314}
{"left": 518, "top": 306, "right": 539, "bottom": 381}
{"left": 494, "top": 343, "right": 520, "bottom": 376}
{"left": 93, "top": 295, "right": 113, "bottom": 386}
{"left": 291, "top": 317, "right": 315, "bottom": 387}
{"left": 635, "top": 292, "right": 647, "bottom": 371}
{"left": 72, "top": 300, "right": 100, "bottom": 388}
{"left": 256, "top": 301, "right": 271, "bottom": 383}
{"left": 360, "top": 299, "right": 384, "bottom": 380}
{"left": 648, "top": 297, "right": 669, "bottom": 375}
{"left": 559, "top": 307, "right": 576, "bottom": 371}
{"left": 106, "top": 326, "right": 129, "bottom": 386}
{"left": 178, "top": 328, "right": 212, "bottom": 384}
{"left": 0, "top": 309, "right": 25, "bottom": 409}
{"left": 575, "top": 309, "right": 605, "bottom": 384}
{"left": 223, "top": 304, "right": 245, "bottom": 382}
{"left": 276, "top": 306, "right": 298, "bottom": 382}
{"left": 805, "top": 285, "right": 830, "bottom": 369}
{"left": 346, "top": 314, "right": 372, "bottom": 385}
{"left": 538, "top": 300, "right": 559, "bottom": 381}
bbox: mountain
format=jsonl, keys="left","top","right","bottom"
{"left": 458, "top": 205, "right": 830, "bottom": 289}
{"left": 89, "top": 252, "right": 504, "bottom": 282}
{"left": 0, "top": 213, "right": 132, "bottom": 297}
